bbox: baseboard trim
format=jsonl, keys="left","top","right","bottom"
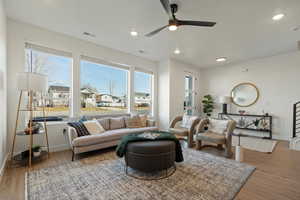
{"left": 0, "top": 153, "right": 9, "bottom": 183}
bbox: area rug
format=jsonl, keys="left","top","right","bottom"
{"left": 232, "top": 136, "right": 278, "bottom": 153}
{"left": 25, "top": 149, "right": 255, "bottom": 200}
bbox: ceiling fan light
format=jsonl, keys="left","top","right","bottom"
{"left": 216, "top": 57, "right": 227, "bottom": 62}
{"left": 168, "top": 25, "right": 178, "bottom": 31}
{"left": 272, "top": 13, "right": 285, "bottom": 21}
{"left": 174, "top": 48, "right": 181, "bottom": 54}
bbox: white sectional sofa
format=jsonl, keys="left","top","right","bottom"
{"left": 68, "top": 114, "right": 157, "bottom": 160}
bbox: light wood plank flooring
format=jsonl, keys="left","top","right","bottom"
{"left": 1, "top": 141, "right": 300, "bottom": 200}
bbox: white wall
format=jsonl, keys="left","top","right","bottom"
{"left": 158, "top": 59, "right": 202, "bottom": 130}
{"left": 200, "top": 51, "right": 300, "bottom": 140}
{"left": 0, "top": 0, "right": 7, "bottom": 175}
{"left": 7, "top": 19, "right": 158, "bottom": 153}
{"left": 158, "top": 60, "right": 170, "bottom": 129}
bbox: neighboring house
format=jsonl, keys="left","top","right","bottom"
{"left": 47, "top": 85, "right": 70, "bottom": 107}
{"left": 81, "top": 88, "right": 97, "bottom": 107}
{"left": 135, "top": 92, "right": 151, "bottom": 106}
{"left": 97, "top": 94, "right": 126, "bottom": 107}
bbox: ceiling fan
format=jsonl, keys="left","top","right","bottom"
{"left": 145, "top": 0, "right": 216, "bottom": 37}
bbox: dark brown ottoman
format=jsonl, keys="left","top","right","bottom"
{"left": 125, "top": 140, "right": 176, "bottom": 175}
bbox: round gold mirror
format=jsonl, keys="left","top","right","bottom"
{"left": 231, "top": 83, "right": 259, "bottom": 107}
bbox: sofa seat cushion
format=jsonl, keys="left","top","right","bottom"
{"left": 72, "top": 126, "right": 158, "bottom": 147}
{"left": 169, "top": 127, "right": 189, "bottom": 136}
{"left": 196, "top": 131, "right": 226, "bottom": 144}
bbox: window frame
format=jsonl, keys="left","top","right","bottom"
{"left": 24, "top": 43, "right": 73, "bottom": 118}
{"left": 79, "top": 55, "right": 130, "bottom": 116}
{"left": 133, "top": 69, "right": 154, "bottom": 116}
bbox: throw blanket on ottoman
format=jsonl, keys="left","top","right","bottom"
{"left": 116, "top": 131, "right": 184, "bottom": 162}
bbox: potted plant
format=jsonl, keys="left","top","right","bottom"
{"left": 202, "top": 95, "right": 214, "bottom": 117}
{"left": 32, "top": 145, "right": 42, "bottom": 157}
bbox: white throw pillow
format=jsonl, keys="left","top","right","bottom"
{"left": 208, "top": 119, "right": 229, "bottom": 135}
{"left": 181, "top": 115, "right": 198, "bottom": 129}
{"left": 83, "top": 120, "right": 105, "bottom": 135}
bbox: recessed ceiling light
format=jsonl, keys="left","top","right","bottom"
{"left": 216, "top": 57, "right": 227, "bottom": 62}
{"left": 168, "top": 25, "right": 178, "bottom": 31}
{"left": 130, "top": 30, "right": 138, "bottom": 36}
{"left": 174, "top": 48, "right": 181, "bottom": 54}
{"left": 272, "top": 13, "right": 285, "bottom": 21}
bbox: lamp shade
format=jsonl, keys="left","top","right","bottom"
{"left": 219, "top": 96, "right": 231, "bottom": 104}
{"left": 17, "top": 72, "right": 48, "bottom": 92}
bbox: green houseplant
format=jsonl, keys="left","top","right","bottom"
{"left": 32, "top": 145, "right": 41, "bottom": 157}
{"left": 202, "top": 95, "right": 214, "bottom": 117}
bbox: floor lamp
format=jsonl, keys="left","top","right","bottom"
{"left": 11, "top": 72, "right": 49, "bottom": 168}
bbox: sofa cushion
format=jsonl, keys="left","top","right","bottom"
{"left": 125, "top": 116, "right": 142, "bottom": 128}
{"left": 110, "top": 117, "right": 125, "bottom": 130}
{"left": 139, "top": 115, "right": 148, "bottom": 127}
{"left": 83, "top": 120, "right": 105, "bottom": 135}
{"left": 97, "top": 118, "right": 110, "bottom": 130}
{"left": 72, "top": 126, "right": 158, "bottom": 147}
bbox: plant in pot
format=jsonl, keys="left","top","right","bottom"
{"left": 202, "top": 95, "right": 214, "bottom": 117}
{"left": 32, "top": 145, "right": 41, "bottom": 157}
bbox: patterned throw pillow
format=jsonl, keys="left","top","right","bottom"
{"left": 67, "top": 122, "right": 90, "bottom": 137}
{"left": 208, "top": 119, "right": 229, "bottom": 135}
{"left": 83, "top": 120, "right": 105, "bottom": 135}
{"left": 110, "top": 117, "right": 126, "bottom": 130}
{"left": 125, "top": 116, "right": 142, "bottom": 128}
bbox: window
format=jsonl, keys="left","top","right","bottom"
{"left": 25, "top": 46, "right": 72, "bottom": 117}
{"left": 184, "top": 75, "right": 194, "bottom": 115}
{"left": 80, "top": 59, "right": 128, "bottom": 115}
{"left": 134, "top": 71, "right": 153, "bottom": 115}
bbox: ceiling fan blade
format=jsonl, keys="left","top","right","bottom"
{"left": 145, "top": 25, "right": 169, "bottom": 37}
{"left": 178, "top": 20, "right": 216, "bottom": 27}
{"left": 160, "top": 0, "right": 171, "bottom": 17}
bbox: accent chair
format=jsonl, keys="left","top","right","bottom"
{"left": 195, "top": 118, "right": 236, "bottom": 158}
{"left": 168, "top": 115, "right": 201, "bottom": 148}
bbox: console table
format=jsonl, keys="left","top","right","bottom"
{"left": 218, "top": 113, "right": 273, "bottom": 139}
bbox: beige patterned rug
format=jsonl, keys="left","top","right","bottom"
{"left": 26, "top": 148, "right": 255, "bottom": 200}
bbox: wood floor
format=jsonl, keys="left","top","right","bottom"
{"left": 1, "top": 141, "right": 300, "bottom": 200}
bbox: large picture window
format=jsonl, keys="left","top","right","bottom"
{"left": 25, "top": 46, "right": 72, "bottom": 117}
{"left": 80, "top": 59, "right": 128, "bottom": 115}
{"left": 134, "top": 71, "right": 152, "bottom": 115}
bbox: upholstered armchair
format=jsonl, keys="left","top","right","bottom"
{"left": 168, "top": 115, "right": 201, "bottom": 148}
{"left": 195, "top": 118, "right": 236, "bottom": 158}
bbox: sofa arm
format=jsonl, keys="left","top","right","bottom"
{"left": 147, "top": 119, "right": 156, "bottom": 127}
{"left": 68, "top": 127, "right": 78, "bottom": 147}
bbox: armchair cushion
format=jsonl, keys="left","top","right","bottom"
{"left": 169, "top": 127, "right": 189, "bottom": 136}
{"left": 196, "top": 131, "right": 226, "bottom": 144}
{"left": 181, "top": 115, "right": 199, "bottom": 129}
{"left": 208, "top": 119, "right": 229, "bottom": 135}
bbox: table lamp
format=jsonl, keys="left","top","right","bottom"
{"left": 219, "top": 96, "right": 231, "bottom": 114}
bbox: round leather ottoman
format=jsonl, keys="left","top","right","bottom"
{"left": 125, "top": 140, "right": 176, "bottom": 177}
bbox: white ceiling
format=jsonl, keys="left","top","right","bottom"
{"left": 4, "top": 0, "right": 300, "bottom": 68}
